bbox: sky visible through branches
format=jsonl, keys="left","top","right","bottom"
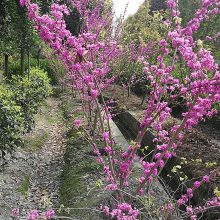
{"left": 113, "top": 0, "right": 145, "bottom": 19}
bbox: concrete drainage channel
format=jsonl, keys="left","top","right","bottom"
{"left": 112, "top": 110, "right": 220, "bottom": 220}
{"left": 59, "top": 109, "right": 172, "bottom": 220}
{"left": 109, "top": 118, "right": 176, "bottom": 220}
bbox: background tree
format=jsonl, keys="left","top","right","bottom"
{"left": 122, "top": 1, "right": 164, "bottom": 46}
{"left": 149, "top": 0, "right": 166, "bottom": 12}
{"left": 179, "top": 0, "right": 220, "bottom": 62}
{"left": 0, "top": 1, "right": 17, "bottom": 78}
{"left": 0, "top": 0, "right": 36, "bottom": 77}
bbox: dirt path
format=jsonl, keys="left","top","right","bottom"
{"left": 0, "top": 96, "right": 65, "bottom": 219}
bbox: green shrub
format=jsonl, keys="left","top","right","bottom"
{"left": 0, "top": 67, "right": 52, "bottom": 151}
{"left": 0, "top": 84, "right": 24, "bottom": 151}
{"left": 37, "top": 59, "right": 59, "bottom": 85}
{"left": 11, "top": 67, "right": 52, "bottom": 131}
{"left": 29, "top": 67, "right": 52, "bottom": 103}
{"left": 9, "top": 58, "right": 58, "bottom": 85}
{"left": 11, "top": 77, "right": 37, "bottom": 132}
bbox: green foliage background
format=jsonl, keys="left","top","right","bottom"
{"left": 0, "top": 68, "right": 52, "bottom": 151}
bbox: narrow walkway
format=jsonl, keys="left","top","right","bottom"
{"left": 0, "top": 96, "right": 65, "bottom": 219}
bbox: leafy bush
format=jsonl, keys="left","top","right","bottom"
{"left": 36, "top": 59, "right": 58, "bottom": 85}
{"left": 9, "top": 58, "right": 58, "bottom": 84}
{"left": 28, "top": 67, "right": 52, "bottom": 103}
{"left": 0, "top": 67, "right": 52, "bottom": 151}
{"left": 0, "top": 84, "right": 24, "bottom": 151}
{"left": 11, "top": 67, "right": 52, "bottom": 131}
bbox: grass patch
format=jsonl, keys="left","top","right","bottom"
{"left": 23, "top": 129, "right": 48, "bottom": 151}
{"left": 18, "top": 176, "right": 30, "bottom": 196}
{"left": 59, "top": 126, "right": 105, "bottom": 219}
{"left": 36, "top": 102, "right": 62, "bottom": 126}
{"left": 60, "top": 129, "right": 102, "bottom": 204}
{"left": 46, "top": 110, "right": 63, "bottom": 125}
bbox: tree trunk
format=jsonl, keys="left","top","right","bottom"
{"left": 92, "top": 109, "right": 98, "bottom": 137}
{"left": 37, "top": 48, "right": 41, "bottom": 67}
{"left": 20, "top": 47, "right": 25, "bottom": 75}
{"left": 127, "top": 85, "right": 131, "bottom": 97}
{"left": 27, "top": 49, "right": 30, "bottom": 80}
{"left": 4, "top": 53, "right": 9, "bottom": 78}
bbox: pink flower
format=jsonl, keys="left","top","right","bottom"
{"left": 139, "top": 176, "right": 145, "bottom": 184}
{"left": 90, "top": 89, "right": 99, "bottom": 98}
{"left": 105, "top": 183, "right": 117, "bottom": 191}
{"left": 109, "top": 203, "right": 139, "bottom": 219}
{"left": 186, "top": 206, "right": 194, "bottom": 215}
{"left": 189, "top": 193, "right": 193, "bottom": 198}
{"left": 120, "top": 162, "right": 129, "bottom": 174}
{"left": 193, "top": 181, "right": 201, "bottom": 189}
{"left": 22, "top": 0, "right": 220, "bottom": 217}
{"left": 104, "top": 146, "right": 112, "bottom": 154}
{"left": 177, "top": 199, "right": 184, "bottom": 207}
{"left": 28, "top": 3, "right": 39, "bottom": 19}
{"left": 158, "top": 160, "right": 165, "bottom": 168}
{"left": 20, "top": 0, "right": 28, "bottom": 6}
{"left": 148, "top": 176, "right": 153, "bottom": 183}
{"left": 73, "top": 119, "right": 81, "bottom": 127}
{"left": 11, "top": 208, "right": 19, "bottom": 218}
{"left": 152, "top": 168, "right": 158, "bottom": 176}
{"left": 187, "top": 188, "right": 193, "bottom": 195}
{"left": 181, "top": 195, "right": 188, "bottom": 202}
{"left": 181, "top": 87, "right": 188, "bottom": 95}
{"left": 165, "top": 151, "right": 172, "bottom": 159}
{"left": 167, "top": 0, "right": 176, "bottom": 9}
{"left": 190, "top": 215, "right": 197, "bottom": 220}
{"left": 157, "top": 144, "right": 168, "bottom": 151}
{"left": 43, "top": 210, "right": 55, "bottom": 219}
{"left": 27, "top": 210, "right": 39, "bottom": 220}
{"left": 160, "top": 39, "right": 167, "bottom": 47}
{"left": 144, "top": 169, "right": 150, "bottom": 175}
{"left": 167, "top": 203, "right": 174, "bottom": 212}
{"left": 137, "top": 188, "right": 145, "bottom": 195}
{"left": 202, "top": 175, "right": 210, "bottom": 183}
{"left": 102, "top": 132, "right": 110, "bottom": 140}
{"left": 102, "top": 206, "right": 110, "bottom": 215}
{"left": 154, "top": 153, "right": 161, "bottom": 159}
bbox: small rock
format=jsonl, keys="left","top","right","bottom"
{"left": 4, "top": 153, "right": 11, "bottom": 161}
{"left": 13, "top": 151, "right": 23, "bottom": 159}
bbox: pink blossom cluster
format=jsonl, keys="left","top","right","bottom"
{"left": 185, "top": 197, "right": 220, "bottom": 220}
{"left": 102, "top": 203, "right": 139, "bottom": 220}
{"left": 20, "top": 0, "right": 28, "bottom": 6}
{"left": 177, "top": 175, "right": 211, "bottom": 207}
{"left": 11, "top": 208, "right": 55, "bottom": 220}
{"left": 119, "top": 145, "right": 137, "bottom": 187}
{"left": 27, "top": 210, "right": 39, "bottom": 220}
{"left": 73, "top": 119, "right": 81, "bottom": 127}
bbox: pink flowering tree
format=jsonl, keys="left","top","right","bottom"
{"left": 18, "top": 0, "right": 220, "bottom": 219}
